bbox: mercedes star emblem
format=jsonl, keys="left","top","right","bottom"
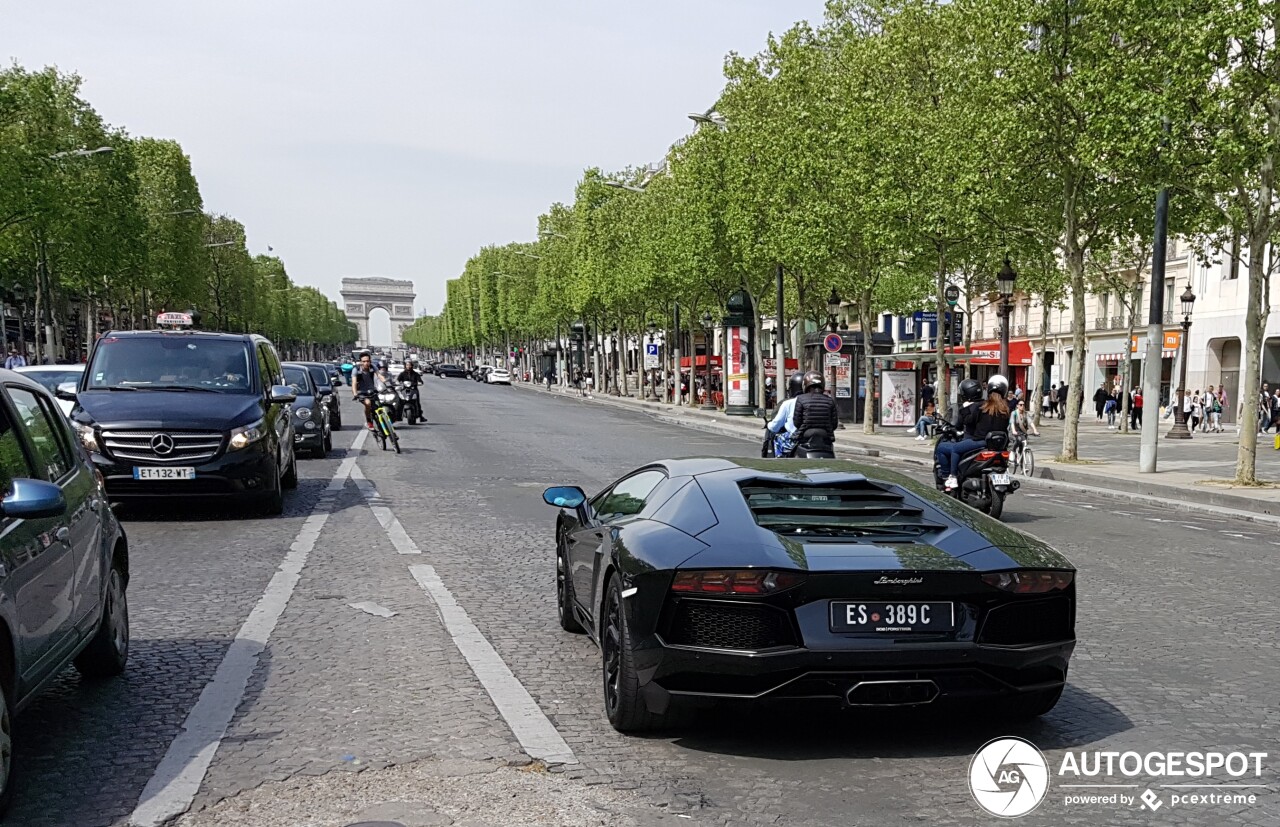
{"left": 150, "top": 433, "right": 175, "bottom": 456}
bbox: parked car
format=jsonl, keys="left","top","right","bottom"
{"left": 486, "top": 367, "right": 512, "bottom": 385}
{"left": 14, "top": 365, "right": 85, "bottom": 416}
{"left": 291, "top": 361, "right": 343, "bottom": 430}
{"left": 473, "top": 366, "right": 493, "bottom": 383}
{"left": 67, "top": 313, "right": 299, "bottom": 515}
{"left": 542, "top": 457, "right": 1076, "bottom": 732}
{"left": 282, "top": 364, "right": 332, "bottom": 458}
{"left": 435, "top": 364, "right": 469, "bottom": 378}
{"left": 0, "top": 368, "right": 130, "bottom": 812}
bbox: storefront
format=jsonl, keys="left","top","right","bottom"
{"left": 1094, "top": 332, "right": 1179, "bottom": 405}
{"left": 951, "top": 340, "right": 1034, "bottom": 392}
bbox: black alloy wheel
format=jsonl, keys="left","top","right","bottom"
{"left": 0, "top": 674, "right": 12, "bottom": 815}
{"left": 262, "top": 458, "right": 285, "bottom": 515}
{"left": 556, "top": 536, "right": 584, "bottom": 633}
{"left": 601, "top": 574, "right": 659, "bottom": 732}
{"left": 74, "top": 562, "right": 130, "bottom": 677}
{"left": 282, "top": 448, "right": 299, "bottom": 489}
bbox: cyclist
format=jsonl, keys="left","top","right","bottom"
{"left": 351, "top": 351, "right": 384, "bottom": 430}
{"left": 396, "top": 359, "right": 425, "bottom": 424}
{"left": 1009, "top": 396, "right": 1038, "bottom": 463}
{"left": 765, "top": 372, "right": 806, "bottom": 457}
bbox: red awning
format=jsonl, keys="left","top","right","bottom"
{"left": 951, "top": 340, "right": 1034, "bottom": 366}
{"left": 679, "top": 355, "right": 722, "bottom": 368}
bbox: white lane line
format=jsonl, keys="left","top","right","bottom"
{"left": 1222, "top": 532, "right": 1250, "bottom": 538}
{"left": 130, "top": 428, "right": 366, "bottom": 827}
{"left": 348, "top": 601, "right": 397, "bottom": 618}
{"left": 329, "top": 432, "right": 368, "bottom": 491}
{"left": 1181, "top": 525, "right": 1207, "bottom": 531}
{"left": 350, "top": 466, "right": 421, "bottom": 555}
{"left": 409, "top": 564, "right": 578, "bottom": 765}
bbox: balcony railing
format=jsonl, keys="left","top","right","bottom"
{"left": 1111, "top": 315, "right": 1124, "bottom": 329}
{"left": 1016, "top": 324, "right": 1027, "bottom": 336}
{"left": 973, "top": 327, "right": 984, "bottom": 340}
{"left": 1094, "top": 317, "right": 1107, "bottom": 330}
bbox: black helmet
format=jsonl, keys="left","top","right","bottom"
{"left": 787, "top": 372, "right": 805, "bottom": 398}
{"left": 987, "top": 374, "right": 1009, "bottom": 396}
{"left": 802, "top": 370, "right": 825, "bottom": 393}
{"left": 959, "top": 378, "right": 982, "bottom": 402}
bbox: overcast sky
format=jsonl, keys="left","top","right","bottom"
{"left": 3, "top": 1, "right": 825, "bottom": 326}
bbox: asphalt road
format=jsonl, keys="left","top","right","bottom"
{"left": 9, "top": 376, "right": 1278, "bottom": 826}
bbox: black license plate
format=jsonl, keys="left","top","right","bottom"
{"left": 830, "top": 601, "right": 955, "bottom": 633}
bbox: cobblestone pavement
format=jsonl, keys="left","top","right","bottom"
{"left": 9, "top": 377, "right": 1278, "bottom": 826}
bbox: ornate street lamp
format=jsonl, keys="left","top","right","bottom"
{"left": 996, "top": 258, "right": 1017, "bottom": 380}
{"left": 826, "top": 289, "right": 841, "bottom": 332}
{"left": 1165, "top": 284, "right": 1197, "bottom": 440}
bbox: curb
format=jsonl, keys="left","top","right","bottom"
{"left": 511, "top": 382, "right": 1280, "bottom": 526}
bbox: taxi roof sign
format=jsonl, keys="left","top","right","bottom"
{"left": 156, "top": 311, "right": 194, "bottom": 329}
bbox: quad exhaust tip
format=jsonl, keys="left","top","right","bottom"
{"left": 846, "top": 679, "right": 939, "bottom": 706}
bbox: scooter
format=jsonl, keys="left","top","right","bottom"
{"left": 932, "top": 421, "right": 1019, "bottom": 519}
{"left": 760, "top": 412, "right": 837, "bottom": 459}
{"left": 396, "top": 380, "right": 423, "bottom": 424}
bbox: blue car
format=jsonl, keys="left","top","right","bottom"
{"left": 0, "top": 369, "right": 130, "bottom": 812}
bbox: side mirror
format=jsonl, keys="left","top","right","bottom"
{"left": 268, "top": 385, "right": 297, "bottom": 404}
{"left": 56, "top": 382, "right": 78, "bottom": 402}
{"left": 1, "top": 478, "right": 68, "bottom": 520}
{"left": 542, "top": 485, "right": 586, "bottom": 509}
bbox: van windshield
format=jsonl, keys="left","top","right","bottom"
{"left": 87, "top": 337, "right": 255, "bottom": 393}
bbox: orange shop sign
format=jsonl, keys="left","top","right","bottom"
{"left": 1129, "top": 332, "right": 1181, "bottom": 352}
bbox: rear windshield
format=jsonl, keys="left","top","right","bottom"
{"left": 87, "top": 337, "right": 254, "bottom": 393}
{"left": 19, "top": 369, "right": 83, "bottom": 394}
{"left": 283, "top": 366, "right": 311, "bottom": 393}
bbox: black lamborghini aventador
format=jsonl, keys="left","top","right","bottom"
{"left": 542, "top": 457, "right": 1076, "bottom": 732}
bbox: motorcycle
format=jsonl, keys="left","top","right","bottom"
{"left": 378, "top": 387, "right": 402, "bottom": 423}
{"left": 932, "top": 421, "right": 1019, "bottom": 519}
{"left": 397, "top": 380, "right": 423, "bottom": 424}
{"left": 760, "top": 413, "right": 836, "bottom": 459}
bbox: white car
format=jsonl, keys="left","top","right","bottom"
{"left": 14, "top": 364, "right": 85, "bottom": 416}
{"left": 486, "top": 368, "right": 511, "bottom": 385}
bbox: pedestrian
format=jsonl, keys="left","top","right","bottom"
{"left": 1104, "top": 393, "right": 1117, "bottom": 427}
{"left": 1270, "top": 387, "right": 1280, "bottom": 434}
{"left": 1208, "top": 387, "right": 1224, "bottom": 432}
{"left": 1048, "top": 384, "right": 1058, "bottom": 417}
{"left": 1130, "top": 387, "right": 1143, "bottom": 429}
{"left": 3, "top": 349, "right": 25, "bottom": 370}
{"left": 1190, "top": 390, "right": 1203, "bottom": 432}
{"left": 1093, "top": 382, "right": 1108, "bottom": 421}
{"left": 914, "top": 399, "right": 937, "bottom": 440}
{"left": 1056, "top": 383, "right": 1068, "bottom": 419}
{"left": 1260, "top": 383, "right": 1275, "bottom": 434}
{"left": 920, "top": 378, "right": 935, "bottom": 411}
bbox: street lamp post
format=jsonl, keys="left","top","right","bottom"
{"left": 610, "top": 327, "right": 620, "bottom": 395}
{"left": 647, "top": 321, "right": 658, "bottom": 399}
{"left": 700, "top": 311, "right": 716, "bottom": 409}
{"left": 12, "top": 282, "right": 27, "bottom": 358}
{"left": 1165, "top": 285, "right": 1197, "bottom": 440}
{"left": 996, "top": 258, "right": 1017, "bottom": 381}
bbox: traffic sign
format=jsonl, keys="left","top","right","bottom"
{"left": 944, "top": 284, "right": 960, "bottom": 306}
{"left": 823, "top": 333, "right": 843, "bottom": 353}
{"left": 643, "top": 343, "right": 660, "bottom": 369}
{"left": 824, "top": 352, "right": 844, "bottom": 367}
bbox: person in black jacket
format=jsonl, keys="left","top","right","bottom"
{"left": 936, "top": 375, "right": 1012, "bottom": 491}
{"left": 792, "top": 371, "right": 838, "bottom": 454}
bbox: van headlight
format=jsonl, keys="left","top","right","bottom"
{"left": 229, "top": 419, "right": 265, "bottom": 451}
{"left": 74, "top": 421, "right": 99, "bottom": 452}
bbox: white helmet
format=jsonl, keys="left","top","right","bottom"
{"left": 986, "top": 374, "right": 1009, "bottom": 396}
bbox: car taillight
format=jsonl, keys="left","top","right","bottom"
{"left": 670, "top": 569, "right": 805, "bottom": 595}
{"left": 982, "top": 571, "right": 1074, "bottom": 593}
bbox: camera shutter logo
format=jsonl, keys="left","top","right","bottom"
{"left": 969, "top": 736, "right": 1050, "bottom": 818}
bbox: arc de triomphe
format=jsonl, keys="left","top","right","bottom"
{"left": 341, "top": 277, "right": 417, "bottom": 348}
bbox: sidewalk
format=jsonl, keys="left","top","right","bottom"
{"left": 514, "top": 381, "right": 1280, "bottom": 523}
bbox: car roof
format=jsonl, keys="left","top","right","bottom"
{"left": 97, "top": 329, "right": 259, "bottom": 341}
{"left": 14, "top": 364, "right": 84, "bottom": 371}
{"left": 0, "top": 368, "right": 67, "bottom": 391}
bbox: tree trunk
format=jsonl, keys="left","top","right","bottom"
{"left": 859, "top": 287, "right": 876, "bottom": 434}
{"left": 1061, "top": 180, "right": 1087, "bottom": 461}
{"left": 933, "top": 246, "right": 950, "bottom": 421}
{"left": 1120, "top": 289, "right": 1140, "bottom": 434}
{"left": 1033, "top": 302, "right": 1050, "bottom": 428}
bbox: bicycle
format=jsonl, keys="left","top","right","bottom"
{"left": 359, "top": 392, "right": 401, "bottom": 453}
{"left": 1009, "top": 435, "right": 1034, "bottom": 477}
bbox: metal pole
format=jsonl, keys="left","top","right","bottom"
{"left": 999, "top": 299, "right": 1011, "bottom": 380}
{"left": 1166, "top": 319, "right": 1193, "bottom": 439}
{"left": 775, "top": 263, "right": 786, "bottom": 407}
{"left": 1140, "top": 185, "right": 1168, "bottom": 472}
{"left": 672, "top": 302, "right": 681, "bottom": 406}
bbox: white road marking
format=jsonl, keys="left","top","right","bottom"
{"left": 130, "top": 428, "right": 367, "bottom": 827}
{"left": 409, "top": 564, "right": 577, "bottom": 765}
{"left": 350, "top": 467, "right": 421, "bottom": 555}
{"left": 348, "top": 601, "right": 397, "bottom": 618}
{"left": 1181, "top": 525, "right": 1207, "bottom": 531}
{"left": 1222, "top": 532, "right": 1250, "bottom": 538}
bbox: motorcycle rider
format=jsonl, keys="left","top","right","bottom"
{"left": 792, "top": 370, "right": 839, "bottom": 456}
{"left": 765, "top": 373, "right": 806, "bottom": 457}
{"left": 936, "top": 375, "right": 1011, "bottom": 491}
{"left": 396, "top": 358, "right": 425, "bottom": 424}
{"left": 351, "top": 351, "right": 384, "bottom": 430}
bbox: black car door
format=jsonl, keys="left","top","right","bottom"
{"left": 0, "top": 387, "right": 78, "bottom": 688}
{"left": 569, "top": 470, "right": 667, "bottom": 624}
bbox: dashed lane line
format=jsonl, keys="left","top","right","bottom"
{"left": 129, "top": 428, "right": 368, "bottom": 827}
{"left": 1181, "top": 525, "right": 1208, "bottom": 531}
{"left": 349, "top": 460, "right": 578, "bottom": 766}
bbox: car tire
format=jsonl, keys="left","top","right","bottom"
{"left": 556, "top": 537, "right": 584, "bottom": 634}
{"left": 282, "top": 449, "right": 299, "bottom": 490}
{"left": 262, "top": 460, "right": 285, "bottom": 516}
{"left": 74, "top": 562, "right": 130, "bottom": 678}
{"left": 1008, "top": 685, "right": 1063, "bottom": 719}
{"left": 601, "top": 573, "right": 660, "bottom": 733}
{"left": 322, "top": 430, "right": 332, "bottom": 455}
